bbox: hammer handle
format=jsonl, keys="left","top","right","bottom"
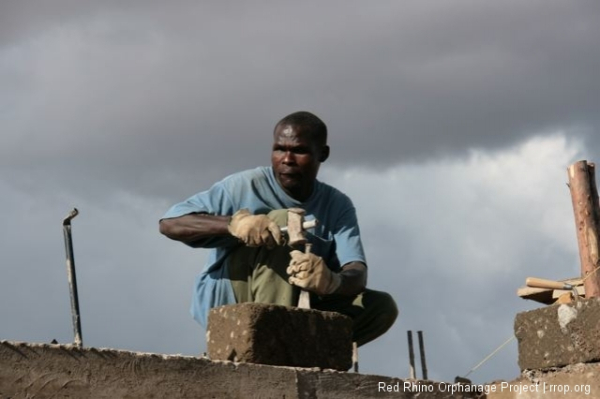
{"left": 526, "top": 277, "right": 572, "bottom": 290}
{"left": 280, "top": 219, "right": 318, "bottom": 233}
{"left": 305, "top": 243, "right": 312, "bottom": 254}
{"left": 297, "top": 243, "right": 313, "bottom": 309}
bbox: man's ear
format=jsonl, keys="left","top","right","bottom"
{"left": 319, "top": 145, "right": 330, "bottom": 162}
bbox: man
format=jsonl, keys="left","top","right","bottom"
{"left": 159, "top": 111, "right": 397, "bottom": 346}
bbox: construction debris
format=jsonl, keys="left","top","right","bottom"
{"left": 517, "top": 277, "right": 583, "bottom": 305}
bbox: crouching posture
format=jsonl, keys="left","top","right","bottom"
{"left": 159, "top": 111, "right": 397, "bottom": 346}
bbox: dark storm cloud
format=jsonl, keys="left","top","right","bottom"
{"left": 1, "top": 1, "right": 599, "bottom": 384}
{"left": 1, "top": 1, "right": 599, "bottom": 201}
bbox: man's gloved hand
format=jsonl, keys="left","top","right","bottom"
{"left": 228, "top": 209, "right": 282, "bottom": 247}
{"left": 286, "top": 250, "right": 341, "bottom": 296}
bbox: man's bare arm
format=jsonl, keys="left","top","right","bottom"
{"left": 159, "top": 213, "right": 230, "bottom": 244}
{"left": 160, "top": 211, "right": 282, "bottom": 248}
{"left": 336, "top": 261, "right": 368, "bottom": 296}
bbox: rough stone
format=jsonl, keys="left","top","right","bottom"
{"left": 0, "top": 340, "right": 483, "bottom": 398}
{"left": 207, "top": 303, "right": 353, "bottom": 370}
{"left": 514, "top": 298, "right": 600, "bottom": 370}
{"left": 486, "top": 363, "right": 600, "bottom": 399}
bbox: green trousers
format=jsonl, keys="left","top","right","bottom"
{"left": 227, "top": 244, "right": 398, "bottom": 346}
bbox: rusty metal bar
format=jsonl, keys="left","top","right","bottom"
{"left": 417, "top": 330, "right": 428, "bottom": 380}
{"left": 63, "top": 208, "right": 83, "bottom": 347}
{"left": 407, "top": 330, "right": 415, "bottom": 379}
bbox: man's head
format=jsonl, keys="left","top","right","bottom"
{"left": 271, "top": 111, "right": 330, "bottom": 202}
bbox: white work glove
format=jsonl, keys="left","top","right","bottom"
{"left": 228, "top": 209, "right": 282, "bottom": 247}
{"left": 286, "top": 250, "right": 342, "bottom": 296}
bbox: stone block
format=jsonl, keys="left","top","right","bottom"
{"left": 206, "top": 303, "right": 353, "bottom": 370}
{"left": 515, "top": 298, "right": 600, "bottom": 370}
{"left": 486, "top": 363, "right": 599, "bottom": 399}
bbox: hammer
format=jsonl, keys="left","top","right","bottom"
{"left": 526, "top": 277, "right": 580, "bottom": 302}
{"left": 285, "top": 208, "right": 360, "bottom": 370}
{"left": 285, "top": 208, "right": 316, "bottom": 309}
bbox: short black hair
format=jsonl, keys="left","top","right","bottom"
{"left": 275, "top": 111, "right": 328, "bottom": 146}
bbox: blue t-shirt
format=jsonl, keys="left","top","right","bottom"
{"left": 162, "top": 166, "right": 366, "bottom": 327}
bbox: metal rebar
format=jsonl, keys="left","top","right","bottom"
{"left": 417, "top": 330, "right": 428, "bottom": 380}
{"left": 407, "top": 331, "right": 415, "bottom": 379}
{"left": 63, "top": 208, "right": 83, "bottom": 347}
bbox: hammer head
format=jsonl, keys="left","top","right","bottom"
{"left": 287, "top": 208, "right": 307, "bottom": 247}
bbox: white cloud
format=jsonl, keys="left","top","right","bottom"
{"left": 321, "top": 133, "right": 583, "bottom": 381}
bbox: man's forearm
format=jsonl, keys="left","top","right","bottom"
{"left": 159, "top": 213, "right": 231, "bottom": 243}
{"left": 335, "top": 262, "right": 368, "bottom": 296}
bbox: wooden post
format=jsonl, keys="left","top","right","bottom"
{"left": 417, "top": 331, "right": 428, "bottom": 380}
{"left": 568, "top": 160, "right": 600, "bottom": 298}
{"left": 407, "top": 331, "right": 416, "bottom": 379}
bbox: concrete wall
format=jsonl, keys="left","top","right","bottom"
{"left": 492, "top": 298, "right": 600, "bottom": 399}
{"left": 486, "top": 363, "right": 599, "bottom": 399}
{"left": 515, "top": 298, "right": 600, "bottom": 370}
{"left": 0, "top": 340, "right": 480, "bottom": 399}
{"left": 3, "top": 338, "right": 598, "bottom": 398}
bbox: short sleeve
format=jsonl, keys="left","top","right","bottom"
{"left": 333, "top": 202, "right": 367, "bottom": 268}
{"left": 161, "top": 181, "right": 237, "bottom": 248}
{"left": 162, "top": 182, "right": 234, "bottom": 220}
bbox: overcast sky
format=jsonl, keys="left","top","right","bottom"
{"left": 1, "top": 1, "right": 599, "bottom": 385}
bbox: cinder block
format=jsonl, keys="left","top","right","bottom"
{"left": 515, "top": 298, "right": 600, "bottom": 370}
{"left": 207, "top": 303, "right": 353, "bottom": 371}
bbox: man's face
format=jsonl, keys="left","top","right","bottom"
{"left": 271, "top": 124, "right": 327, "bottom": 201}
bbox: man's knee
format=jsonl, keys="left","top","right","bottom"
{"left": 365, "top": 290, "right": 399, "bottom": 331}
{"left": 313, "top": 288, "right": 398, "bottom": 346}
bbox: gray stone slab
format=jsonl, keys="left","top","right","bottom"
{"left": 206, "top": 303, "right": 353, "bottom": 370}
{"left": 0, "top": 340, "right": 484, "bottom": 398}
{"left": 514, "top": 298, "right": 600, "bottom": 370}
